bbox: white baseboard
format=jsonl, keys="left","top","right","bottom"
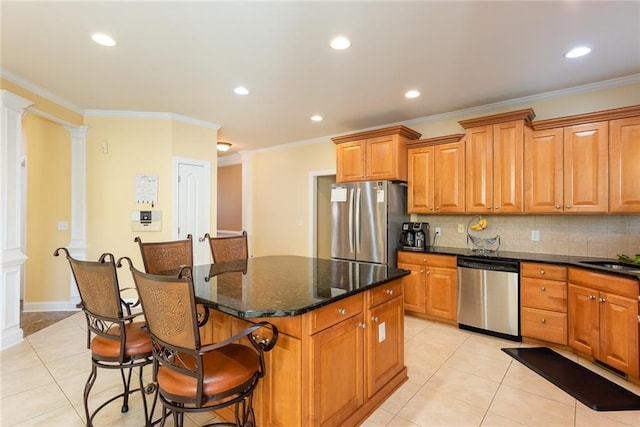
{"left": 22, "top": 301, "right": 81, "bottom": 312}
{"left": 1, "top": 326, "right": 24, "bottom": 351}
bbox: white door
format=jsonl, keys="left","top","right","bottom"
{"left": 174, "top": 158, "right": 211, "bottom": 266}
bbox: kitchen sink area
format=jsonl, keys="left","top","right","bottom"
{"left": 577, "top": 260, "right": 640, "bottom": 275}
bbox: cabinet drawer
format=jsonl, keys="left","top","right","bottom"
{"left": 521, "top": 262, "right": 567, "bottom": 281}
{"left": 310, "top": 294, "right": 363, "bottom": 334}
{"left": 397, "top": 252, "right": 456, "bottom": 268}
{"left": 368, "top": 280, "right": 402, "bottom": 308}
{"left": 521, "top": 307, "right": 567, "bottom": 345}
{"left": 521, "top": 278, "right": 567, "bottom": 312}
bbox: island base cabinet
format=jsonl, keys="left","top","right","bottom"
{"left": 309, "top": 314, "right": 365, "bottom": 427}
{"left": 208, "top": 279, "right": 406, "bottom": 427}
{"left": 366, "top": 295, "right": 404, "bottom": 398}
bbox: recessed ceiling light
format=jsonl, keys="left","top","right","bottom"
{"left": 405, "top": 90, "right": 420, "bottom": 99}
{"left": 234, "top": 86, "right": 250, "bottom": 95}
{"left": 564, "top": 46, "right": 591, "bottom": 59}
{"left": 91, "top": 33, "right": 116, "bottom": 47}
{"left": 330, "top": 36, "right": 351, "bottom": 50}
{"left": 311, "top": 115, "right": 323, "bottom": 122}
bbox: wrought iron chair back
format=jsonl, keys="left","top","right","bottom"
{"left": 134, "top": 234, "right": 193, "bottom": 276}
{"left": 204, "top": 231, "right": 248, "bottom": 264}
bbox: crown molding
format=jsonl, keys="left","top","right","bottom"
{"left": 83, "top": 110, "right": 221, "bottom": 130}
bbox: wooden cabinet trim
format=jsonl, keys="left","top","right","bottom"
{"left": 331, "top": 125, "right": 422, "bottom": 144}
{"left": 406, "top": 133, "right": 465, "bottom": 148}
{"left": 530, "top": 105, "right": 640, "bottom": 131}
{"left": 458, "top": 108, "right": 535, "bottom": 129}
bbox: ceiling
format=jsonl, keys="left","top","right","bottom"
{"left": 2, "top": 1, "right": 639, "bottom": 156}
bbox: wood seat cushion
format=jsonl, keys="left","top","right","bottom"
{"left": 157, "top": 343, "right": 260, "bottom": 398}
{"left": 91, "top": 322, "right": 152, "bottom": 360}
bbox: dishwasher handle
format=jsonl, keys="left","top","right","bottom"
{"left": 457, "top": 256, "right": 519, "bottom": 273}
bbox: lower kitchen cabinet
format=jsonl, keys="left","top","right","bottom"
{"left": 568, "top": 268, "right": 639, "bottom": 377}
{"left": 520, "top": 262, "right": 567, "bottom": 344}
{"left": 397, "top": 252, "right": 457, "bottom": 321}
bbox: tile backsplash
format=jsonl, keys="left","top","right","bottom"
{"left": 416, "top": 214, "right": 640, "bottom": 259}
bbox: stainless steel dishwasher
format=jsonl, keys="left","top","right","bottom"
{"left": 457, "top": 255, "right": 521, "bottom": 341}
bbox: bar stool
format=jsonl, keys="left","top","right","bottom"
{"left": 121, "top": 258, "right": 278, "bottom": 426}
{"left": 203, "top": 231, "right": 248, "bottom": 263}
{"left": 53, "top": 248, "right": 155, "bottom": 426}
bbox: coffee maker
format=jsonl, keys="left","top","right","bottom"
{"left": 399, "top": 222, "right": 430, "bottom": 251}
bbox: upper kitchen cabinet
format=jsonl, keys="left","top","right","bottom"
{"left": 610, "top": 115, "right": 640, "bottom": 213}
{"left": 459, "top": 109, "right": 535, "bottom": 213}
{"left": 406, "top": 134, "right": 465, "bottom": 214}
{"left": 528, "top": 105, "right": 640, "bottom": 213}
{"left": 332, "top": 126, "right": 422, "bottom": 183}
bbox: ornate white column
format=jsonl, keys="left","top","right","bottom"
{"left": 1, "top": 90, "right": 33, "bottom": 350}
{"left": 64, "top": 126, "right": 89, "bottom": 305}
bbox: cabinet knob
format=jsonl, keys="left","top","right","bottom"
{"left": 540, "top": 269, "right": 545, "bottom": 275}
{"left": 555, "top": 205, "right": 561, "bottom": 209}
{"left": 599, "top": 297, "right": 606, "bottom": 303}
{"left": 566, "top": 205, "right": 572, "bottom": 209}
{"left": 386, "top": 289, "right": 394, "bottom": 295}
{"left": 371, "top": 316, "right": 379, "bottom": 323}
{"left": 422, "top": 258, "right": 427, "bottom": 263}
{"left": 588, "top": 295, "right": 596, "bottom": 300}
{"left": 429, "top": 207, "right": 433, "bottom": 211}
{"left": 435, "top": 207, "right": 440, "bottom": 210}
{"left": 540, "top": 318, "right": 546, "bottom": 324}
{"left": 540, "top": 286, "right": 546, "bottom": 292}
{"left": 425, "top": 270, "right": 431, "bottom": 275}
{"left": 419, "top": 269, "right": 425, "bottom": 274}
{"left": 358, "top": 322, "right": 367, "bottom": 329}
{"left": 487, "top": 207, "right": 492, "bottom": 210}
{"left": 494, "top": 206, "right": 499, "bottom": 209}
{"left": 338, "top": 308, "right": 347, "bottom": 315}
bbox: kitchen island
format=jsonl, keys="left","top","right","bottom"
{"left": 192, "top": 256, "right": 410, "bottom": 427}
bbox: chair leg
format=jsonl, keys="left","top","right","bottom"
{"left": 119, "top": 365, "right": 135, "bottom": 413}
{"left": 83, "top": 364, "right": 98, "bottom": 427}
{"left": 235, "top": 393, "right": 255, "bottom": 427}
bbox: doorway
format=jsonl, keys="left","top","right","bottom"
{"left": 312, "top": 172, "right": 336, "bottom": 259}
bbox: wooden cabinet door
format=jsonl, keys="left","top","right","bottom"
{"left": 397, "top": 262, "right": 426, "bottom": 313}
{"left": 366, "top": 135, "right": 399, "bottom": 180}
{"left": 568, "top": 284, "right": 599, "bottom": 357}
{"left": 465, "top": 125, "right": 493, "bottom": 213}
{"left": 366, "top": 296, "right": 404, "bottom": 398}
{"left": 407, "top": 146, "right": 434, "bottom": 213}
{"left": 435, "top": 141, "right": 465, "bottom": 213}
{"left": 563, "top": 122, "right": 608, "bottom": 212}
{"left": 310, "top": 315, "right": 364, "bottom": 427}
{"left": 524, "top": 127, "right": 564, "bottom": 213}
{"left": 493, "top": 120, "right": 524, "bottom": 213}
{"left": 426, "top": 266, "right": 457, "bottom": 321}
{"left": 336, "top": 140, "right": 366, "bottom": 183}
{"left": 609, "top": 116, "right": 640, "bottom": 213}
{"left": 599, "top": 292, "right": 639, "bottom": 377}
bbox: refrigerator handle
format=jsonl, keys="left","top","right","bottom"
{"left": 355, "top": 187, "right": 361, "bottom": 254}
{"left": 348, "top": 188, "right": 355, "bottom": 254}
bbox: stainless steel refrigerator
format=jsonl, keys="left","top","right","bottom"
{"left": 330, "top": 180, "right": 407, "bottom": 267}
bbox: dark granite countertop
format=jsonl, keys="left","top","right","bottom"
{"left": 192, "top": 255, "right": 410, "bottom": 318}
{"left": 398, "top": 247, "right": 640, "bottom": 279}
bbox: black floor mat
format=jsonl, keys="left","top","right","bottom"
{"left": 502, "top": 347, "right": 640, "bottom": 411}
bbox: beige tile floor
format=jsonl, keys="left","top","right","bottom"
{"left": 2, "top": 313, "right": 640, "bottom": 427}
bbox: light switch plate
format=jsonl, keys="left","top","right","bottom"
{"left": 531, "top": 230, "right": 540, "bottom": 241}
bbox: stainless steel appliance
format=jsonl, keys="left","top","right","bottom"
{"left": 330, "top": 180, "right": 407, "bottom": 267}
{"left": 399, "top": 222, "right": 430, "bottom": 251}
{"left": 457, "top": 255, "right": 521, "bottom": 341}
